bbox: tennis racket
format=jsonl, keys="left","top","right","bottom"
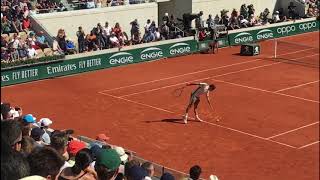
{"left": 207, "top": 101, "right": 222, "bottom": 122}
{"left": 172, "top": 86, "right": 186, "bottom": 97}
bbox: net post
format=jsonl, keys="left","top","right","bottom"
{"left": 274, "top": 38, "right": 277, "bottom": 59}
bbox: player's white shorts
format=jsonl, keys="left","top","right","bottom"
{"left": 188, "top": 94, "right": 200, "bottom": 106}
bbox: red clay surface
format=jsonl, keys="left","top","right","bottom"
{"left": 1, "top": 32, "right": 319, "bottom": 180}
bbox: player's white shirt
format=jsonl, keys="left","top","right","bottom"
{"left": 192, "top": 83, "right": 210, "bottom": 97}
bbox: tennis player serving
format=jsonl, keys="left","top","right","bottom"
{"left": 183, "top": 82, "right": 216, "bottom": 124}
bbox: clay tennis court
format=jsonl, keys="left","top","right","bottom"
{"left": 2, "top": 31, "right": 319, "bottom": 180}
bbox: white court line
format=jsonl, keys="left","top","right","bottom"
{"left": 274, "top": 80, "right": 320, "bottom": 93}
{"left": 119, "top": 62, "right": 281, "bottom": 97}
{"left": 99, "top": 59, "right": 262, "bottom": 93}
{"left": 98, "top": 92, "right": 174, "bottom": 113}
{"left": 212, "top": 78, "right": 320, "bottom": 104}
{"left": 119, "top": 64, "right": 320, "bottom": 104}
{"left": 99, "top": 91, "right": 297, "bottom": 149}
{"left": 298, "top": 141, "right": 320, "bottom": 149}
{"left": 266, "top": 121, "right": 319, "bottom": 139}
{"left": 100, "top": 47, "right": 315, "bottom": 93}
{"left": 120, "top": 62, "right": 280, "bottom": 97}
{"left": 201, "top": 120, "right": 297, "bottom": 149}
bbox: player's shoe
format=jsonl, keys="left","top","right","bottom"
{"left": 196, "top": 115, "right": 203, "bottom": 122}
{"left": 183, "top": 115, "right": 188, "bottom": 124}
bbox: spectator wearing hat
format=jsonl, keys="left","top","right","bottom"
{"left": 272, "top": 11, "right": 281, "bottom": 23}
{"left": 189, "top": 165, "right": 202, "bottom": 180}
{"left": 141, "top": 162, "right": 155, "bottom": 180}
{"left": 209, "top": 174, "right": 219, "bottom": 180}
{"left": 39, "top": 118, "right": 53, "bottom": 144}
{"left": 23, "top": 114, "right": 37, "bottom": 127}
{"left": 28, "top": 146, "right": 65, "bottom": 179}
{"left": 31, "top": 127, "right": 46, "bottom": 147}
{"left": 162, "top": 13, "right": 169, "bottom": 25}
{"left": 58, "top": 148, "right": 97, "bottom": 180}
{"left": 126, "top": 165, "right": 148, "bottom": 180}
{"left": 67, "top": 140, "right": 87, "bottom": 158}
{"left": 36, "top": 31, "right": 49, "bottom": 49}
{"left": 95, "top": 149, "right": 121, "bottom": 180}
{"left": 66, "top": 39, "right": 77, "bottom": 54}
{"left": 113, "top": 146, "right": 129, "bottom": 176}
{"left": 160, "top": 173, "right": 175, "bottom": 180}
{"left": 288, "top": 2, "right": 299, "bottom": 19}
{"left": 96, "top": 133, "right": 110, "bottom": 144}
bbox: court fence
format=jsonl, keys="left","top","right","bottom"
{"left": 1, "top": 17, "right": 318, "bottom": 87}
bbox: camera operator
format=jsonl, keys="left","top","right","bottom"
{"left": 288, "top": 2, "right": 299, "bottom": 19}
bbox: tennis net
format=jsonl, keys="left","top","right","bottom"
{"left": 273, "top": 39, "right": 319, "bottom": 68}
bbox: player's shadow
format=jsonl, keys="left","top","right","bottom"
{"left": 145, "top": 118, "right": 199, "bottom": 124}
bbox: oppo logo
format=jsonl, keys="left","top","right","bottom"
{"left": 277, "top": 26, "right": 296, "bottom": 35}
{"left": 299, "top": 22, "right": 317, "bottom": 31}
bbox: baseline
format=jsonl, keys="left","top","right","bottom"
{"left": 99, "top": 91, "right": 297, "bottom": 149}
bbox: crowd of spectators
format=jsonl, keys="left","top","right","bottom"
{"left": 68, "top": 15, "right": 183, "bottom": 54}
{"left": 0, "top": 0, "right": 66, "bottom": 63}
{"left": 1, "top": 102, "right": 220, "bottom": 180}
{"left": 1, "top": 30, "right": 56, "bottom": 63}
{"left": 196, "top": 2, "right": 319, "bottom": 41}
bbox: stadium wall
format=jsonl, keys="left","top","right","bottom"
{"left": 33, "top": 3, "right": 158, "bottom": 42}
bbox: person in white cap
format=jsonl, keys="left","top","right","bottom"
{"left": 272, "top": 11, "right": 280, "bottom": 23}
{"left": 113, "top": 146, "right": 129, "bottom": 175}
{"left": 39, "top": 118, "right": 53, "bottom": 145}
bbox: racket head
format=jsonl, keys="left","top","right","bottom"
{"left": 172, "top": 86, "right": 185, "bottom": 97}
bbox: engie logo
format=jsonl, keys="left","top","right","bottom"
{"left": 169, "top": 43, "right": 191, "bottom": 55}
{"left": 140, "top": 47, "right": 163, "bottom": 60}
{"left": 109, "top": 52, "right": 134, "bottom": 65}
{"left": 234, "top": 32, "right": 253, "bottom": 44}
{"left": 256, "top": 29, "right": 273, "bottom": 40}
{"left": 277, "top": 25, "right": 296, "bottom": 35}
{"left": 299, "top": 21, "right": 317, "bottom": 31}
